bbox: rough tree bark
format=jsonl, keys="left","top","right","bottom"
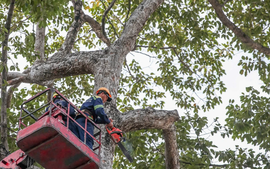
{"left": 163, "top": 124, "right": 180, "bottom": 169}
{"left": 0, "top": 0, "right": 15, "bottom": 160}
{"left": 34, "top": 23, "right": 45, "bottom": 61}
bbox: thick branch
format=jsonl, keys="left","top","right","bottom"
{"left": 58, "top": 0, "right": 85, "bottom": 54}
{"left": 6, "top": 50, "right": 106, "bottom": 85}
{"left": 0, "top": 72, "right": 25, "bottom": 87}
{"left": 208, "top": 0, "right": 270, "bottom": 56}
{"left": 7, "top": 75, "right": 25, "bottom": 85}
{"left": 118, "top": 107, "right": 180, "bottom": 169}
{"left": 6, "top": 72, "right": 24, "bottom": 81}
{"left": 163, "top": 124, "right": 180, "bottom": 169}
{"left": 118, "top": 107, "right": 179, "bottom": 132}
{"left": 117, "top": 0, "right": 164, "bottom": 53}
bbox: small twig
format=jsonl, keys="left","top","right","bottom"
{"left": 74, "top": 33, "right": 90, "bottom": 44}
{"left": 172, "top": 48, "right": 194, "bottom": 74}
{"left": 136, "top": 45, "right": 177, "bottom": 50}
{"left": 124, "top": 58, "right": 139, "bottom": 82}
{"left": 221, "top": 0, "right": 232, "bottom": 7}
{"left": 132, "top": 51, "right": 157, "bottom": 58}
{"left": 10, "top": 15, "right": 32, "bottom": 32}
{"left": 107, "top": 16, "right": 119, "bottom": 38}
{"left": 101, "top": 0, "right": 117, "bottom": 40}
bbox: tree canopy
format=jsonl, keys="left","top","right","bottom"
{"left": 1, "top": 0, "right": 270, "bottom": 168}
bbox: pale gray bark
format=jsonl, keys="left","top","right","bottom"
{"left": 34, "top": 23, "right": 45, "bottom": 61}
{"left": 6, "top": 82, "right": 21, "bottom": 108}
{"left": 118, "top": 107, "right": 179, "bottom": 131}
{"left": 7, "top": 50, "right": 104, "bottom": 85}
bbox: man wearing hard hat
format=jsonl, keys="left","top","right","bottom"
{"left": 75, "top": 87, "right": 114, "bottom": 149}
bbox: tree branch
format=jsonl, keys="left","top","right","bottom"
{"left": 4, "top": 0, "right": 165, "bottom": 89}
{"left": 173, "top": 48, "right": 194, "bottom": 74}
{"left": 116, "top": 0, "right": 164, "bottom": 55}
{"left": 6, "top": 82, "right": 21, "bottom": 108}
{"left": 221, "top": 0, "right": 232, "bottom": 7}
{"left": 34, "top": 22, "right": 45, "bottom": 61}
{"left": 118, "top": 107, "right": 179, "bottom": 132}
{"left": 101, "top": 0, "right": 117, "bottom": 42}
{"left": 117, "top": 106, "right": 180, "bottom": 169}
{"left": 58, "top": 0, "right": 85, "bottom": 54}
{"left": 1, "top": 0, "right": 15, "bottom": 153}
{"left": 5, "top": 50, "right": 105, "bottom": 85}
{"left": 6, "top": 72, "right": 24, "bottom": 81}
{"left": 3, "top": 0, "right": 166, "bottom": 100}
{"left": 136, "top": 45, "right": 176, "bottom": 50}
{"left": 163, "top": 124, "right": 180, "bottom": 169}
{"left": 10, "top": 15, "right": 32, "bottom": 33}
{"left": 208, "top": 0, "right": 270, "bottom": 56}
{"left": 124, "top": 58, "right": 142, "bottom": 83}
{"left": 107, "top": 17, "right": 119, "bottom": 38}
{"left": 7, "top": 75, "right": 25, "bottom": 86}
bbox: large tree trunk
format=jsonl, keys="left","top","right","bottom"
{"left": 92, "top": 0, "right": 166, "bottom": 168}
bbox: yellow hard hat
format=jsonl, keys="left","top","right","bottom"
{"left": 53, "top": 93, "right": 61, "bottom": 100}
{"left": 53, "top": 93, "right": 58, "bottom": 98}
{"left": 96, "top": 87, "right": 112, "bottom": 102}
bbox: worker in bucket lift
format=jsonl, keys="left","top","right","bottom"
{"left": 75, "top": 87, "right": 114, "bottom": 149}
{"left": 46, "top": 93, "right": 77, "bottom": 134}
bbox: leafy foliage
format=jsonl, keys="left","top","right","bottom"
{"left": 1, "top": 0, "right": 270, "bottom": 168}
{"left": 226, "top": 86, "right": 270, "bottom": 151}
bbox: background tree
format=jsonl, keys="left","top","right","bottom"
{"left": 0, "top": 0, "right": 270, "bottom": 168}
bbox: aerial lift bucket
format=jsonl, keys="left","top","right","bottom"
{"left": 16, "top": 88, "right": 101, "bottom": 169}
{"left": 0, "top": 149, "right": 34, "bottom": 169}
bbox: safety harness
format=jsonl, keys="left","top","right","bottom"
{"left": 77, "top": 109, "right": 94, "bottom": 120}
